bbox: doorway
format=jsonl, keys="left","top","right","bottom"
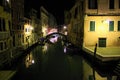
{"left": 99, "top": 38, "right": 106, "bottom": 47}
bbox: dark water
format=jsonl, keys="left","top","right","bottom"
{"left": 10, "top": 41, "right": 118, "bottom": 80}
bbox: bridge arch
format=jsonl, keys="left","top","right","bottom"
{"left": 45, "top": 32, "right": 67, "bottom": 41}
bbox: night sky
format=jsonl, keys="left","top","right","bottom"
{"left": 24, "top": 0, "right": 75, "bottom": 25}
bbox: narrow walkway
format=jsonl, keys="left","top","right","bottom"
{"left": 83, "top": 46, "right": 120, "bottom": 61}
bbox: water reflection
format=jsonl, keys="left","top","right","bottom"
{"left": 82, "top": 59, "right": 115, "bottom": 80}
{"left": 25, "top": 52, "right": 35, "bottom": 68}
{"left": 42, "top": 44, "right": 48, "bottom": 54}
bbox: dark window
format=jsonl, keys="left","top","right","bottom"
{"left": 119, "top": 0, "right": 120, "bottom": 8}
{"left": 0, "top": 18, "right": 2, "bottom": 31}
{"left": 88, "top": 0, "right": 97, "bottom": 9}
{"left": 90, "top": 21, "right": 95, "bottom": 31}
{"left": 109, "top": 0, "right": 114, "bottom": 9}
{"left": 74, "top": 7, "right": 78, "bottom": 18}
{"left": 109, "top": 21, "right": 114, "bottom": 31}
{"left": 118, "top": 21, "right": 120, "bottom": 31}
{"left": 0, "top": 42, "right": 3, "bottom": 50}
{"left": 4, "top": 42, "right": 7, "bottom": 49}
{"left": 3, "top": 19, "right": 5, "bottom": 31}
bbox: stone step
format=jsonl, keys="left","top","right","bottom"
{"left": 0, "top": 70, "right": 16, "bottom": 80}
{"left": 114, "top": 61, "right": 120, "bottom": 76}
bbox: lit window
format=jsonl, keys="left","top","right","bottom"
{"left": 90, "top": 21, "right": 95, "bottom": 31}
{"left": 109, "top": 21, "right": 114, "bottom": 31}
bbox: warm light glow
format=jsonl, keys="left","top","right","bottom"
{"left": 6, "top": 0, "right": 9, "bottom": 2}
{"left": 102, "top": 19, "right": 109, "bottom": 24}
{"left": 65, "top": 31, "right": 67, "bottom": 35}
{"left": 42, "top": 27, "right": 47, "bottom": 36}
{"left": 99, "top": 26, "right": 105, "bottom": 31}
{"left": 42, "top": 44, "right": 48, "bottom": 54}
{"left": 25, "top": 53, "right": 35, "bottom": 68}
{"left": 63, "top": 26, "right": 67, "bottom": 29}
{"left": 24, "top": 24, "right": 33, "bottom": 34}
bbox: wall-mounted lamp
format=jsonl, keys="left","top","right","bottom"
{"left": 102, "top": 19, "right": 109, "bottom": 24}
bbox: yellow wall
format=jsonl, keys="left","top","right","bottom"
{"left": 84, "top": 15, "right": 120, "bottom": 47}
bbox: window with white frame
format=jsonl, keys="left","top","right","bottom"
{"left": 90, "top": 21, "right": 95, "bottom": 31}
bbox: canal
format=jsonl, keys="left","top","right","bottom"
{"left": 10, "top": 40, "right": 118, "bottom": 80}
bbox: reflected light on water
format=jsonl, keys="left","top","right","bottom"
{"left": 42, "top": 44, "right": 48, "bottom": 54}
{"left": 64, "top": 46, "right": 67, "bottom": 53}
{"left": 25, "top": 52, "right": 35, "bottom": 68}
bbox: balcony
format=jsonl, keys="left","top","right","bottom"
{"left": 0, "top": 32, "right": 10, "bottom": 40}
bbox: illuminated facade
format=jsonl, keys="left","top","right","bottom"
{"left": 65, "top": 0, "right": 120, "bottom": 47}
{"left": 84, "top": 0, "right": 120, "bottom": 47}
{"left": 23, "top": 18, "right": 32, "bottom": 48}
{"left": 40, "top": 6, "right": 49, "bottom": 37}
{"left": 29, "top": 8, "right": 41, "bottom": 44}
{"left": 0, "top": 0, "right": 12, "bottom": 67}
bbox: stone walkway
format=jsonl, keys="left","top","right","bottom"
{"left": 0, "top": 71, "right": 16, "bottom": 80}
{"left": 83, "top": 46, "right": 120, "bottom": 61}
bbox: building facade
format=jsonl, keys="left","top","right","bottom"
{"left": 65, "top": 0, "right": 120, "bottom": 48}
{"left": 0, "top": 0, "right": 12, "bottom": 68}
{"left": 29, "top": 8, "right": 41, "bottom": 44}
{"left": 10, "top": 0, "right": 24, "bottom": 59}
{"left": 40, "top": 6, "right": 49, "bottom": 37}
{"left": 64, "top": 0, "right": 84, "bottom": 48}
{"left": 84, "top": 0, "right": 120, "bottom": 47}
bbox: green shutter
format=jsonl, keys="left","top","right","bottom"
{"left": 109, "top": 21, "right": 114, "bottom": 31}
{"left": 118, "top": 21, "right": 120, "bottom": 31}
{"left": 90, "top": 21, "right": 95, "bottom": 31}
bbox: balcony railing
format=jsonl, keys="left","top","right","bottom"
{"left": 0, "top": 32, "right": 10, "bottom": 40}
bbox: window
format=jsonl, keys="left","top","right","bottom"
{"left": 88, "top": 0, "right": 97, "bottom": 9}
{"left": 0, "top": 18, "right": 2, "bottom": 31}
{"left": 90, "top": 21, "right": 95, "bottom": 31}
{"left": 109, "top": 21, "right": 114, "bottom": 31}
{"left": 74, "top": 7, "right": 78, "bottom": 18}
{"left": 118, "top": 21, "right": 120, "bottom": 31}
{"left": 3, "top": 18, "right": 5, "bottom": 31}
{"left": 119, "top": 0, "right": 120, "bottom": 8}
{"left": 0, "top": 42, "right": 3, "bottom": 51}
{"left": 0, "top": 18, "right": 6, "bottom": 31}
{"left": 109, "top": 0, "right": 114, "bottom": 9}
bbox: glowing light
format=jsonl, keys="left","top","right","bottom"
{"left": 65, "top": 31, "right": 67, "bottom": 35}
{"left": 63, "top": 26, "right": 67, "bottom": 29}
{"left": 32, "top": 60, "right": 35, "bottom": 64}
{"left": 42, "top": 44, "right": 48, "bottom": 54}
{"left": 6, "top": 0, "right": 9, "bottom": 2}
{"left": 64, "top": 46, "right": 67, "bottom": 53}
{"left": 24, "top": 24, "right": 33, "bottom": 34}
{"left": 25, "top": 53, "right": 35, "bottom": 68}
{"left": 99, "top": 26, "right": 105, "bottom": 31}
{"left": 102, "top": 19, "right": 109, "bottom": 24}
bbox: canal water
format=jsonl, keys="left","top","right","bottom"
{"left": 10, "top": 41, "right": 117, "bottom": 80}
